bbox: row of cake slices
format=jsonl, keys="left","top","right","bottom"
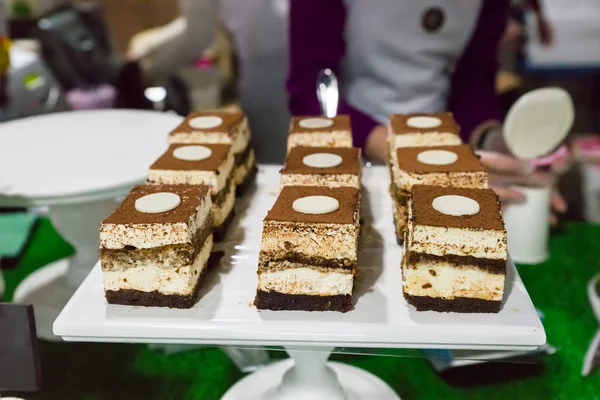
{"left": 255, "top": 115, "right": 362, "bottom": 312}
{"left": 387, "top": 113, "right": 508, "bottom": 313}
{"left": 99, "top": 111, "right": 257, "bottom": 309}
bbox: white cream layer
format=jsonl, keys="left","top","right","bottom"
{"left": 103, "top": 234, "right": 213, "bottom": 295}
{"left": 409, "top": 225, "right": 507, "bottom": 259}
{"left": 402, "top": 257, "right": 505, "bottom": 301}
{"left": 390, "top": 132, "right": 462, "bottom": 150}
{"left": 287, "top": 131, "right": 353, "bottom": 152}
{"left": 148, "top": 152, "right": 234, "bottom": 193}
{"left": 258, "top": 266, "right": 353, "bottom": 296}
{"left": 261, "top": 222, "right": 359, "bottom": 260}
{"left": 392, "top": 169, "right": 488, "bottom": 192}
{"left": 231, "top": 120, "right": 251, "bottom": 155}
{"left": 214, "top": 180, "right": 236, "bottom": 226}
{"left": 406, "top": 199, "right": 507, "bottom": 259}
{"left": 100, "top": 195, "right": 212, "bottom": 249}
{"left": 280, "top": 173, "right": 359, "bottom": 189}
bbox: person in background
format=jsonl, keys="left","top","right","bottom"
{"left": 220, "top": 0, "right": 290, "bottom": 163}
{"left": 286, "top": 0, "right": 566, "bottom": 217}
{"left": 503, "top": 0, "right": 554, "bottom": 53}
{"left": 127, "top": 0, "right": 291, "bottom": 163}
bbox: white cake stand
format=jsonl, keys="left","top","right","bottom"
{"left": 0, "top": 110, "right": 183, "bottom": 340}
{"left": 53, "top": 166, "right": 546, "bottom": 399}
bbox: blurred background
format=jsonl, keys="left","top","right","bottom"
{"left": 1, "top": 0, "right": 600, "bottom": 399}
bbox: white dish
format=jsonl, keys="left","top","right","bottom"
{"left": 504, "top": 87, "right": 574, "bottom": 160}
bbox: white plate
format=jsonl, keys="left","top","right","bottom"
{"left": 53, "top": 166, "right": 545, "bottom": 351}
{"left": 0, "top": 110, "right": 182, "bottom": 199}
{"left": 504, "top": 87, "right": 574, "bottom": 160}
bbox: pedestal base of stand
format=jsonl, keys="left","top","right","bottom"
{"left": 12, "top": 196, "right": 117, "bottom": 341}
{"left": 13, "top": 259, "right": 72, "bottom": 341}
{"left": 221, "top": 359, "right": 400, "bottom": 400}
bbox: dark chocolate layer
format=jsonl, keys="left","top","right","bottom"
{"left": 290, "top": 115, "right": 350, "bottom": 134}
{"left": 390, "top": 112, "right": 459, "bottom": 136}
{"left": 404, "top": 293, "right": 501, "bottom": 313}
{"left": 255, "top": 290, "right": 352, "bottom": 312}
{"left": 259, "top": 251, "right": 356, "bottom": 271}
{"left": 103, "top": 184, "right": 210, "bottom": 225}
{"left": 105, "top": 259, "right": 208, "bottom": 309}
{"left": 406, "top": 252, "right": 507, "bottom": 275}
{"left": 234, "top": 139, "right": 253, "bottom": 165}
{"left": 411, "top": 185, "right": 504, "bottom": 230}
{"left": 212, "top": 175, "right": 234, "bottom": 207}
{"left": 149, "top": 143, "right": 232, "bottom": 172}
{"left": 396, "top": 144, "right": 485, "bottom": 173}
{"left": 100, "top": 220, "right": 212, "bottom": 270}
{"left": 236, "top": 164, "right": 258, "bottom": 197}
{"left": 213, "top": 210, "right": 235, "bottom": 242}
{"left": 265, "top": 186, "right": 360, "bottom": 225}
{"left": 281, "top": 146, "right": 361, "bottom": 175}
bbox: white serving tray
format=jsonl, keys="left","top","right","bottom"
{"left": 53, "top": 166, "right": 545, "bottom": 351}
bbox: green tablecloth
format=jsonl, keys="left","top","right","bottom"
{"left": 2, "top": 219, "right": 600, "bottom": 399}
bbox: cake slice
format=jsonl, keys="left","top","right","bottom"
{"left": 100, "top": 184, "right": 213, "bottom": 309}
{"left": 256, "top": 186, "right": 361, "bottom": 312}
{"left": 287, "top": 115, "right": 353, "bottom": 151}
{"left": 391, "top": 144, "right": 487, "bottom": 241}
{"left": 386, "top": 112, "right": 462, "bottom": 183}
{"left": 147, "top": 143, "right": 235, "bottom": 241}
{"left": 403, "top": 185, "right": 507, "bottom": 313}
{"left": 167, "top": 111, "right": 257, "bottom": 193}
{"left": 280, "top": 146, "right": 362, "bottom": 188}
{"left": 388, "top": 112, "right": 462, "bottom": 151}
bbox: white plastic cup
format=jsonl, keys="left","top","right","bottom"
{"left": 502, "top": 186, "right": 551, "bottom": 264}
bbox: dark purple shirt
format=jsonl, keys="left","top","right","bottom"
{"left": 287, "top": 0, "right": 509, "bottom": 148}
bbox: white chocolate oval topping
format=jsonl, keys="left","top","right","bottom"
{"left": 173, "top": 145, "right": 212, "bottom": 161}
{"left": 432, "top": 195, "right": 480, "bottom": 216}
{"left": 302, "top": 153, "right": 343, "bottom": 168}
{"left": 407, "top": 116, "right": 442, "bottom": 129}
{"left": 299, "top": 117, "right": 334, "bottom": 129}
{"left": 135, "top": 192, "right": 181, "bottom": 214}
{"left": 292, "top": 196, "right": 339, "bottom": 215}
{"left": 189, "top": 116, "right": 223, "bottom": 129}
{"left": 417, "top": 149, "right": 458, "bottom": 165}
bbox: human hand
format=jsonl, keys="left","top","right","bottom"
{"left": 477, "top": 150, "right": 567, "bottom": 224}
{"left": 502, "top": 18, "right": 525, "bottom": 51}
{"left": 365, "top": 124, "right": 388, "bottom": 163}
{"left": 535, "top": 16, "right": 553, "bottom": 46}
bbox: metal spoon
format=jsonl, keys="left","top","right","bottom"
{"left": 316, "top": 69, "right": 339, "bottom": 118}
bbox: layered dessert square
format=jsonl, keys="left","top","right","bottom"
{"left": 386, "top": 112, "right": 462, "bottom": 183}
{"left": 147, "top": 143, "right": 235, "bottom": 241}
{"left": 403, "top": 185, "right": 507, "bottom": 313}
{"left": 167, "top": 111, "right": 257, "bottom": 192}
{"left": 287, "top": 115, "right": 353, "bottom": 151}
{"left": 280, "top": 146, "right": 362, "bottom": 188}
{"left": 390, "top": 145, "right": 487, "bottom": 241}
{"left": 100, "top": 184, "right": 213, "bottom": 309}
{"left": 388, "top": 112, "right": 462, "bottom": 151}
{"left": 256, "top": 186, "right": 361, "bottom": 312}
